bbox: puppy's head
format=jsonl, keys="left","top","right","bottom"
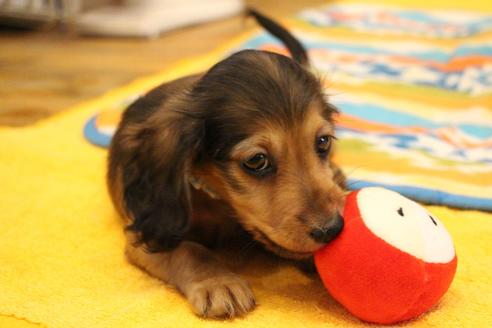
{"left": 113, "top": 49, "right": 345, "bottom": 258}
{"left": 190, "top": 50, "right": 346, "bottom": 259}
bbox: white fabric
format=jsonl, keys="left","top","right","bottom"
{"left": 76, "top": 0, "right": 244, "bottom": 38}
{"left": 356, "top": 187, "right": 455, "bottom": 263}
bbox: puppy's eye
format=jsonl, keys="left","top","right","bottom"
{"left": 316, "top": 135, "right": 332, "bottom": 156}
{"left": 243, "top": 153, "right": 270, "bottom": 172}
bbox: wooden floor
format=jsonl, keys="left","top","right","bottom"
{"left": 0, "top": 0, "right": 327, "bottom": 126}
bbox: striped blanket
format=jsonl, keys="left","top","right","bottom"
{"left": 84, "top": 3, "right": 492, "bottom": 210}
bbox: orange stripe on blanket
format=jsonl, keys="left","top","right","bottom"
{"left": 337, "top": 151, "right": 492, "bottom": 187}
{"left": 336, "top": 113, "right": 427, "bottom": 134}
{"left": 390, "top": 55, "right": 492, "bottom": 72}
{"left": 262, "top": 45, "right": 492, "bottom": 74}
{"left": 337, "top": 114, "right": 492, "bottom": 149}
{"left": 445, "top": 56, "right": 492, "bottom": 71}
{"left": 436, "top": 128, "right": 492, "bottom": 149}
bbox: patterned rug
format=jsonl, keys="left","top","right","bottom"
{"left": 84, "top": 3, "right": 492, "bottom": 211}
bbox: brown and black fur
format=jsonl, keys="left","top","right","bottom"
{"left": 108, "top": 9, "right": 346, "bottom": 318}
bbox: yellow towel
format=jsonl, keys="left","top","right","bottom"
{"left": 1, "top": 59, "right": 491, "bottom": 328}
{"left": 2, "top": 1, "right": 492, "bottom": 326}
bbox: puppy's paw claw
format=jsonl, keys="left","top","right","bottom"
{"left": 187, "top": 275, "right": 256, "bottom": 318}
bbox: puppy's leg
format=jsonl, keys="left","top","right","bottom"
{"left": 125, "top": 233, "right": 256, "bottom": 318}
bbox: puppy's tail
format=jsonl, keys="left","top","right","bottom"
{"left": 247, "top": 9, "right": 309, "bottom": 66}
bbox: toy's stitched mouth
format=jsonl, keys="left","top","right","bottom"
{"left": 252, "top": 228, "right": 314, "bottom": 260}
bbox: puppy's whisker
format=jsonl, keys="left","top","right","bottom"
{"left": 341, "top": 159, "right": 380, "bottom": 176}
{"left": 238, "top": 239, "right": 261, "bottom": 255}
{"left": 323, "top": 89, "right": 347, "bottom": 98}
{"left": 338, "top": 168, "right": 365, "bottom": 189}
{"left": 346, "top": 179, "right": 365, "bottom": 189}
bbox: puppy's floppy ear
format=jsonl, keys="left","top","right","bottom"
{"left": 114, "top": 108, "right": 201, "bottom": 253}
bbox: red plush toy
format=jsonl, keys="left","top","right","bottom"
{"left": 315, "top": 187, "right": 457, "bottom": 325}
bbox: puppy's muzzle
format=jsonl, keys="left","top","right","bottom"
{"left": 309, "top": 214, "right": 344, "bottom": 244}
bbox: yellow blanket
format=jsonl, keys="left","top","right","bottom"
{"left": 1, "top": 1, "right": 491, "bottom": 327}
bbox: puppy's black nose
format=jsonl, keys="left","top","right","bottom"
{"left": 309, "top": 214, "right": 344, "bottom": 244}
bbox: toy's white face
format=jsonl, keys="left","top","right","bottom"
{"left": 356, "top": 187, "right": 455, "bottom": 263}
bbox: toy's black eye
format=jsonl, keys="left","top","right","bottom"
{"left": 243, "top": 153, "right": 270, "bottom": 172}
{"left": 397, "top": 207, "right": 404, "bottom": 217}
{"left": 316, "top": 135, "right": 333, "bottom": 156}
{"left": 429, "top": 215, "right": 437, "bottom": 226}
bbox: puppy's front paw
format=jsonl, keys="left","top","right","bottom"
{"left": 186, "top": 274, "right": 256, "bottom": 318}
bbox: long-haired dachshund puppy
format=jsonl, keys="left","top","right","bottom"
{"left": 108, "top": 9, "right": 346, "bottom": 319}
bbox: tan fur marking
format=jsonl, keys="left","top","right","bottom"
{"left": 197, "top": 101, "right": 345, "bottom": 259}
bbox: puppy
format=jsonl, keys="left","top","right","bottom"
{"left": 107, "top": 9, "right": 346, "bottom": 319}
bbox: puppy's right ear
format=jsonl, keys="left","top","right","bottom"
{"left": 108, "top": 108, "right": 201, "bottom": 253}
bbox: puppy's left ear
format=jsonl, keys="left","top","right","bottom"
{"left": 113, "top": 109, "right": 202, "bottom": 253}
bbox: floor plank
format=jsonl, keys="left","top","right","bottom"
{"left": 0, "top": 0, "right": 327, "bottom": 126}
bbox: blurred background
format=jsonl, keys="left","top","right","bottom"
{"left": 0, "top": 0, "right": 326, "bottom": 126}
